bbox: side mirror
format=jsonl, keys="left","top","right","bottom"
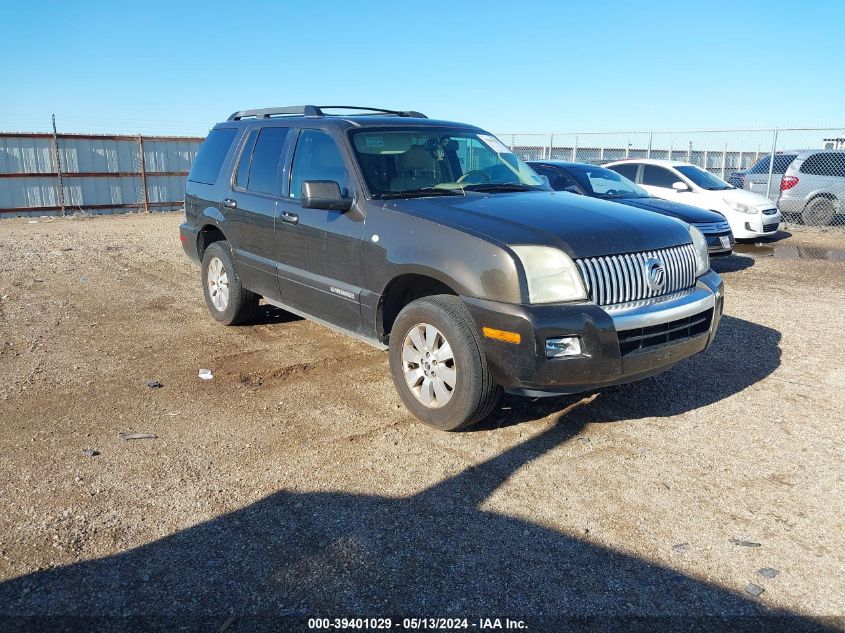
{"left": 672, "top": 181, "right": 691, "bottom": 192}
{"left": 301, "top": 180, "right": 352, "bottom": 211}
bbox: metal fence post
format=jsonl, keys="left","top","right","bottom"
{"left": 571, "top": 135, "right": 578, "bottom": 161}
{"left": 51, "top": 114, "right": 65, "bottom": 216}
{"left": 138, "top": 134, "right": 150, "bottom": 213}
{"left": 687, "top": 141, "right": 692, "bottom": 163}
{"left": 765, "top": 128, "right": 779, "bottom": 200}
{"left": 548, "top": 133, "right": 554, "bottom": 160}
{"left": 647, "top": 131, "right": 653, "bottom": 159}
{"left": 721, "top": 143, "right": 727, "bottom": 180}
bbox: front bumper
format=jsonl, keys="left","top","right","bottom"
{"left": 463, "top": 270, "right": 723, "bottom": 395}
{"left": 731, "top": 209, "right": 781, "bottom": 239}
{"left": 703, "top": 232, "right": 734, "bottom": 257}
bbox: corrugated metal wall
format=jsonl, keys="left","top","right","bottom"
{"left": 0, "top": 133, "right": 204, "bottom": 218}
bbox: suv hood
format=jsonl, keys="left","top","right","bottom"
{"left": 386, "top": 191, "right": 693, "bottom": 259}
{"left": 613, "top": 197, "right": 725, "bottom": 224}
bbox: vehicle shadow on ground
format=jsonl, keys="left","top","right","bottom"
{"left": 482, "top": 314, "right": 780, "bottom": 429}
{"left": 1, "top": 318, "right": 832, "bottom": 632}
{"left": 711, "top": 255, "right": 755, "bottom": 273}
{"left": 249, "top": 303, "right": 304, "bottom": 326}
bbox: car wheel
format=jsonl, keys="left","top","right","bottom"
{"left": 802, "top": 197, "right": 836, "bottom": 226}
{"left": 389, "top": 295, "right": 501, "bottom": 431}
{"left": 201, "top": 241, "right": 259, "bottom": 325}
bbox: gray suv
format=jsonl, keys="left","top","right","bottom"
{"left": 181, "top": 106, "right": 723, "bottom": 430}
{"left": 776, "top": 150, "right": 845, "bottom": 225}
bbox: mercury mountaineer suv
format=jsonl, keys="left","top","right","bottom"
{"left": 180, "top": 106, "right": 724, "bottom": 431}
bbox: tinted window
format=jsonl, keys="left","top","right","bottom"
{"left": 641, "top": 164, "right": 680, "bottom": 188}
{"left": 248, "top": 127, "right": 289, "bottom": 195}
{"left": 801, "top": 153, "right": 845, "bottom": 177}
{"left": 188, "top": 128, "right": 236, "bottom": 185}
{"left": 748, "top": 154, "right": 797, "bottom": 174}
{"left": 290, "top": 130, "right": 348, "bottom": 199}
{"left": 610, "top": 162, "right": 639, "bottom": 181}
{"left": 532, "top": 165, "right": 579, "bottom": 192}
{"left": 234, "top": 129, "right": 258, "bottom": 190}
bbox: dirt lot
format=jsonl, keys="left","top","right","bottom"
{"left": 0, "top": 213, "right": 843, "bottom": 631}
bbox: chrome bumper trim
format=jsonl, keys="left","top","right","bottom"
{"left": 605, "top": 286, "right": 716, "bottom": 331}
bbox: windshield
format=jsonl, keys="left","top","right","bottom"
{"left": 748, "top": 154, "right": 797, "bottom": 174}
{"left": 566, "top": 164, "right": 650, "bottom": 199}
{"left": 675, "top": 165, "right": 734, "bottom": 190}
{"left": 349, "top": 128, "right": 547, "bottom": 198}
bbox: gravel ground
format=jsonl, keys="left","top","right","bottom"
{"left": 0, "top": 213, "right": 843, "bottom": 632}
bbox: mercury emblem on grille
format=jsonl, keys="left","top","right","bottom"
{"left": 644, "top": 257, "right": 666, "bottom": 292}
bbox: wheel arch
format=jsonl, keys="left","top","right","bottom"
{"left": 197, "top": 224, "right": 228, "bottom": 261}
{"left": 377, "top": 272, "right": 460, "bottom": 343}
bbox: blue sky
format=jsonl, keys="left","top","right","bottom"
{"left": 1, "top": 0, "right": 842, "bottom": 136}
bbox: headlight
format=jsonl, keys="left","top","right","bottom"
{"left": 723, "top": 198, "right": 757, "bottom": 214}
{"left": 689, "top": 226, "right": 710, "bottom": 277}
{"left": 511, "top": 245, "right": 587, "bottom": 304}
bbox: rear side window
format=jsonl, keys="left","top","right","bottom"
{"left": 188, "top": 128, "right": 237, "bottom": 185}
{"left": 610, "top": 162, "right": 638, "bottom": 181}
{"left": 234, "top": 130, "right": 258, "bottom": 190}
{"left": 641, "top": 164, "right": 679, "bottom": 188}
{"left": 248, "top": 127, "right": 290, "bottom": 195}
{"left": 801, "top": 153, "right": 845, "bottom": 177}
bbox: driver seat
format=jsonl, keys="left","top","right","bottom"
{"left": 390, "top": 146, "right": 437, "bottom": 191}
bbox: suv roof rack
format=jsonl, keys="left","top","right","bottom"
{"left": 227, "top": 105, "right": 427, "bottom": 121}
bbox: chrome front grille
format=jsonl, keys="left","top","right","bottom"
{"left": 693, "top": 220, "right": 731, "bottom": 234}
{"left": 576, "top": 244, "right": 697, "bottom": 307}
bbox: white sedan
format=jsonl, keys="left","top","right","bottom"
{"left": 605, "top": 159, "right": 781, "bottom": 240}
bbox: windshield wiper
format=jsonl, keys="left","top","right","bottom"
{"left": 461, "top": 183, "right": 535, "bottom": 193}
{"left": 380, "top": 187, "right": 464, "bottom": 199}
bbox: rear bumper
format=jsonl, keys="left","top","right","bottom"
{"left": 463, "top": 270, "right": 723, "bottom": 395}
{"left": 180, "top": 223, "right": 201, "bottom": 264}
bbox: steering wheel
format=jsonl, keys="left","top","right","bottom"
{"left": 457, "top": 170, "right": 491, "bottom": 184}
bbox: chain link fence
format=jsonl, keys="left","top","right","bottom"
{"left": 501, "top": 128, "right": 845, "bottom": 227}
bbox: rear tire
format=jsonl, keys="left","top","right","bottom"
{"left": 201, "top": 241, "right": 259, "bottom": 325}
{"left": 802, "top": 197, "right": 836, "bottom": 226}
{"left": 389, "top": 295, "right": 501, "bottom": 431}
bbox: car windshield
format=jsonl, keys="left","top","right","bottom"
{"left": 675, "top": 165, "right": 734, "bottom": 190}
{"left": 349, "top": 128, "right": 547, "bottom": 198}
{"left": 748, "top": 154, "right": 797, "bottom": 174}
{"left": 566, "top": 164, "right": 650, "bottom": 199}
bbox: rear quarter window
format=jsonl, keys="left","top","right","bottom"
{"left": 800, "top": 153, "right": 845, "bottom": 177}
{"left": 187, "top": 128, "right": 237, "bottom": 185}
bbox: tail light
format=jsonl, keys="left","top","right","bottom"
{"left": 780, "top": 175, "right": 799, "bottom": 191}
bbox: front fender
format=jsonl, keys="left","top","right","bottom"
{"left": 364, "top": 206, "right": 522, "bottom": 304}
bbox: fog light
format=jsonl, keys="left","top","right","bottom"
{"left": 545, "top": 336, "right": 581, "bottom": 359}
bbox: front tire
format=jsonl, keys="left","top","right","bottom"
{"left": 389, "top": 295, "right": 501, "bottom": 431}
{"left": 201, "top": 241, "right": 258, "bottom": 325}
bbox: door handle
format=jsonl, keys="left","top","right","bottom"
{"left": 280, "top": 211, "right": 299, "bottom": 225}
{"left": 223, "top": 198, "right": 237, "bottom": 209}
